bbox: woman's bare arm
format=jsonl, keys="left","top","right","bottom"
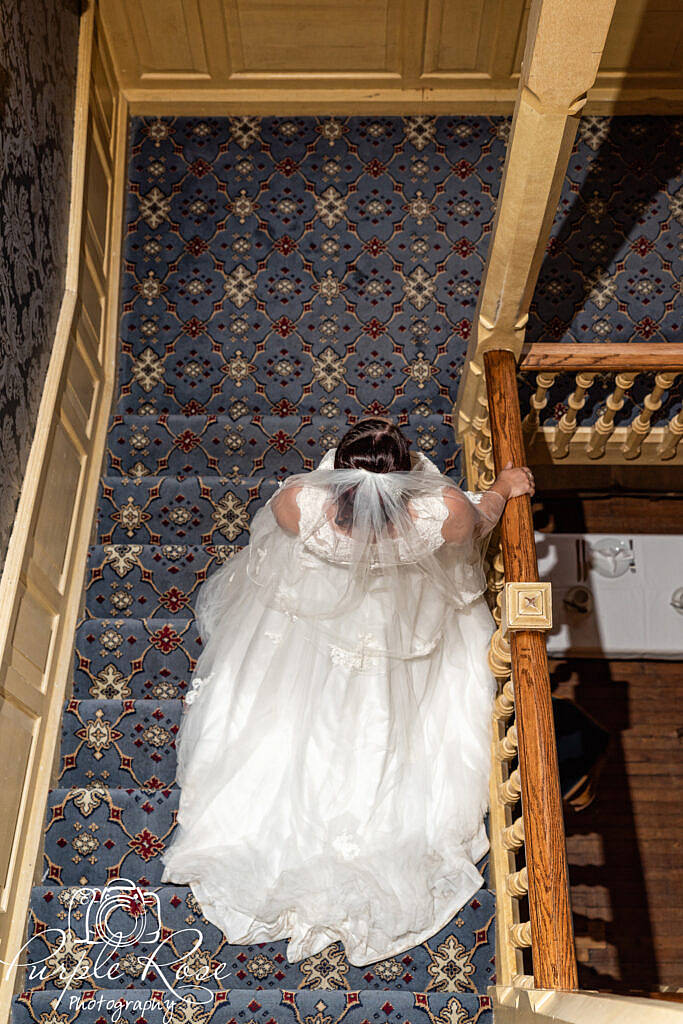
{"left": 271, "top": 484, "right": 302, "bottom": 535}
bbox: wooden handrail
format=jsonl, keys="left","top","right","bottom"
{"left": 484, "top": 349, "right": 579, "bottom": 991}
{"left": 519, "top": 342, "right": 683, "bottom": 372}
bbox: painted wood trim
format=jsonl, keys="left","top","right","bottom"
{"left": 0, "top": 20, "right": 93, "bottom": 647}
{"left": 520, "top": 343, "right": 683, "bottom": 372}
{"left": 484, "top": 349, "right": 578, "bottom": 991}
{"left": 0, "top": 10, "right": 127, "bottom": 1019}
{"left": 526, "top": 425, "right": 683, "bottom": 466}
{"left": 454, "top": 0, "right": 617, "bottom": 443}
{"left": 121, "top": 88, "right": 683, "bottom": 118}
{"left": 492, "top": 984, "right": 683, "bottom": 1023}
{"left": 95, "top": 0, "right": 683, "bottom": 115}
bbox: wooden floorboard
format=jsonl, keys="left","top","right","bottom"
{"left": 534, "top": 494, "right": 683, "bottom": 535}
{"left": 551, "top": 656, "right": 682, "bottom": 993}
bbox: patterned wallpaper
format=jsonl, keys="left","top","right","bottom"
{"left": 0, "top": 0, "right": 79, "bottom": 572}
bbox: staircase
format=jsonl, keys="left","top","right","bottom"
{"left": 12, "top": 117, "right": 500, "bottom": 1024}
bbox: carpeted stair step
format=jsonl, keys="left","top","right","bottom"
{"left": 105, "top": 413, "right": 456, "bottom": 477}
{"left": 113, "top": 340, "right": 452, "bottom": 420}
{"left": 59, "top": 700, "right": 181, "bottom": 788}
{"left": 95, "top": 476, "right": 278, "bottom": 545}
{"left": 44, "top": 786, "right": 493, "bottom": 890}
{"left": 44, "top": 787, "right": 177, "bottom": 886}
{"left": 13, "top": 988, "right": 493, "bottom": 1022}
{"left": 73, "top": 618, "right": 201, "bottom": 700}
{"left": 82, "top": 545, "right": 232, "bottom": 621}
{"left": 23, "top": 884, "right": 495, "bottom": 994}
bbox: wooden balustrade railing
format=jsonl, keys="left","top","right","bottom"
{"left": 463, "top": 340, "right": 681, "bottom": 992}
{"left": 518, "top": 342, "right": 683, "bottom": 464}
{"left": 519, "top": 342, "right": 683, "bottom": 371}
{"left": 481, "top": 349, "right": 578, "bottom": 991}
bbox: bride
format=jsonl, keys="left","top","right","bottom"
{"left": 161, "top": 418, "right": 535, "bottom": 965}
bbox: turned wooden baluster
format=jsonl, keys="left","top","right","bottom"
{"left": 501, "top": 768, "right": 522, "bottom": 805}
{"left": 484, "top": 348, "right": 578, "bottom": 991}
{"left": 503, "top": 815, "right": 526, "bottom": 851}
{"left": 493, "top": 678, "right": 515, "bottom": 720}
{"left": 488, "top": 544, "right": 505, "bottom": 626}
{"left": 623, "top": 372, "right": 680, "bottom": 459}
{"left": 507, "top": 866, "right": 529, "bottom": 898}
{"left": 523, "top": 371, "right": 557, "bottom": 434}
{"left": 586, "top": 371, "right": 637, "bottom": 459}
{"left": 474, "top": 422, "right": 496, "bottom": 489}
{"left": 472, "top": 419, "right": 489, "bottom": 473}
{"left": 471, "top": 388, "right": 490, "bottom": 445}
{"left": 511, "top": 922, "right": 533, "bottom": 948}
{"left": 497, "top": 723, "right": 518, "bottom": 761}
{"left": 658, "top": 407, "right": 683, "bottom": 460}
{"left": 470, "top": 389, "right": 491, "bottom": 483}
{"left": 488, "top": 625, "right": 511, "bottom": 681}
{"left": 552, "top": 371, "right": 596, "bottom": 458}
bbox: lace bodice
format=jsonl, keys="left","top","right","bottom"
{"left": 206, "top": 447, "right": 505, "bottom": 669}
{"left": 292, "top": 447, "right": 450, "bottom": 564}
{"left": 295, "top": 485, "right": 449, "bottom": 564}
{"left": 292, "top": 448, "right": 499, "bottom": 566}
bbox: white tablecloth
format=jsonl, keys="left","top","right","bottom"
{"left": 535, "top": 532, "right": 683, "bottom": 659}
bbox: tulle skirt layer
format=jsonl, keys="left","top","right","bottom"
{"left": 161, "top": 557, "right": 497, "bottom": 966}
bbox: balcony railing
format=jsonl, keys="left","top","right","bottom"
{"left": 518, "top": 342, "right": 683, "bottom": 463}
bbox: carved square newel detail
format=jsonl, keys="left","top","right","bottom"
{"left": 502, "top": 582, "right": 553, "bottom": 633}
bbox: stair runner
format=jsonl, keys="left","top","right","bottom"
{"left": 13, "top": 116, "right": 507, "bottom": 1024}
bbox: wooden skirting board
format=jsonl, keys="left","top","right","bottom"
{"left": 0, "top": 10, "right": 128, "bottom": 1018}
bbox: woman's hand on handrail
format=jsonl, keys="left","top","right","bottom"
{"left": 489, "top": 460, "right": 535, "bottom": 501}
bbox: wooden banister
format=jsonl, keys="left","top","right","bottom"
{"left": 484, "top": 349, "right": 578, "bottom": 991}
{"left": 519, "top": 342, "right": 683, "bottom": 372}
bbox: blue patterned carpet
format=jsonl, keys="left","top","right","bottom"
{"left": 14, "top": 116, "right": 506, "bottom": 1024}
{"left": 13, "top": 114, "right": 681, "bottom": 1024}
{"left": 524, "top": 116, "right": 682, "bottom": 426}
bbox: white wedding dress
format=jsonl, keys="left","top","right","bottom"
{"left": 161, "top": 450, "right": 505, "bottom": 965}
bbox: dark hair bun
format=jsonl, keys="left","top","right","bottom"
{"left": 334, "top": 419, "right": 411, "bottom": 474}
{"left": 333, "top": 419, "right": 411, "bottom": 533}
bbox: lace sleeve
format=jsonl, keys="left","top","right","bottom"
{"left": 441, "top": 487, "right": 505, "bottom": 544}
{"left": 317, "top": 448, "right": 337, "bottom": 470}
{"left": 409, "top": 494, "right": 449, "bottom": 553}
{"left": 295, "top": 485, "right": 326, "bottom": 537}
{"left": 465, "top": 490, "right": 506, "bottom": 536}
{"left": 293, "top": 485, "right": 351, "bottom": 561}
